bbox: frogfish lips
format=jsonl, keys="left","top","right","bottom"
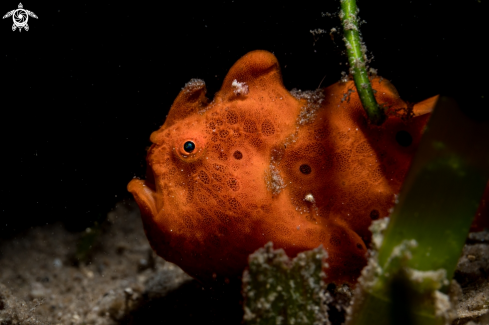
{"left": 126, "top": 50, "right": 486, "bottom": 286}
{"left": 127, "top": 178, "right": 157, "bottom": 222}
{"left": 127, "top": 177, "right": 173, "bottom": 265}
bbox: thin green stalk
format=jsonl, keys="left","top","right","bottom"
{"left": 340, "top": 0, "right": 385, "bottom": 125}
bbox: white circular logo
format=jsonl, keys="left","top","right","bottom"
{"left": 3, "top": 3, "right": 38, "bottom": 32}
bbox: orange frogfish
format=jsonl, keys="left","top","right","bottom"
{"left": 128, "top": 50, "right": 487, "bottom": 285}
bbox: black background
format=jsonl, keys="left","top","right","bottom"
{"left": 0, "top": 0, "right": 486, "bottom": 237}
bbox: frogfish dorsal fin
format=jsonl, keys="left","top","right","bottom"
{"left": 164, "top": 79, "right": 208, "bottom": 128}
{"left": 219, "top": 50, "right": 284, "bottom": 99}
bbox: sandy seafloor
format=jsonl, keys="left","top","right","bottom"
{"left": 0, "top": 200, "right": 488, "bottom": 325}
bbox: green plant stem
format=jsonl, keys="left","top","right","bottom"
{"left": 340, "top": 0, "right": 385, "bottom": 125}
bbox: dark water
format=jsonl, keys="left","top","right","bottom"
{"left": 0, "top": 0, "right": 486, "bottom": 236}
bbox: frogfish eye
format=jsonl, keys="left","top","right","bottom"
{"left": 183, "top": 141, "right": 196, "bottom": 153}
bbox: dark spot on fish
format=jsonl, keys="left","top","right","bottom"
{"left": 396, "top": 130, "right": 412, "bottom": 147}
{"left": 300, "top": 164, "right": 312, "bottom": 175}
{"left": 233, "top": 150, "right": 243, "bottom": 160}
{"left": 370, "top": 209, "right": 380, "bottom": 220}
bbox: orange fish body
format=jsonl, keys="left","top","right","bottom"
{"left": 128, "top": 50, "right": 484, "bottom": 285}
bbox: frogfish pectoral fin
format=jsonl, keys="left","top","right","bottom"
{"left": 323, "top": 221, "right": 369, "bottom": 285}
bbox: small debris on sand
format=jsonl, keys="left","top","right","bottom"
{"left": 0, "top": 202, "right": 488, "bottom": 324}
{"left": 0, "top": 200, "right": 242, "bottom": 325}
